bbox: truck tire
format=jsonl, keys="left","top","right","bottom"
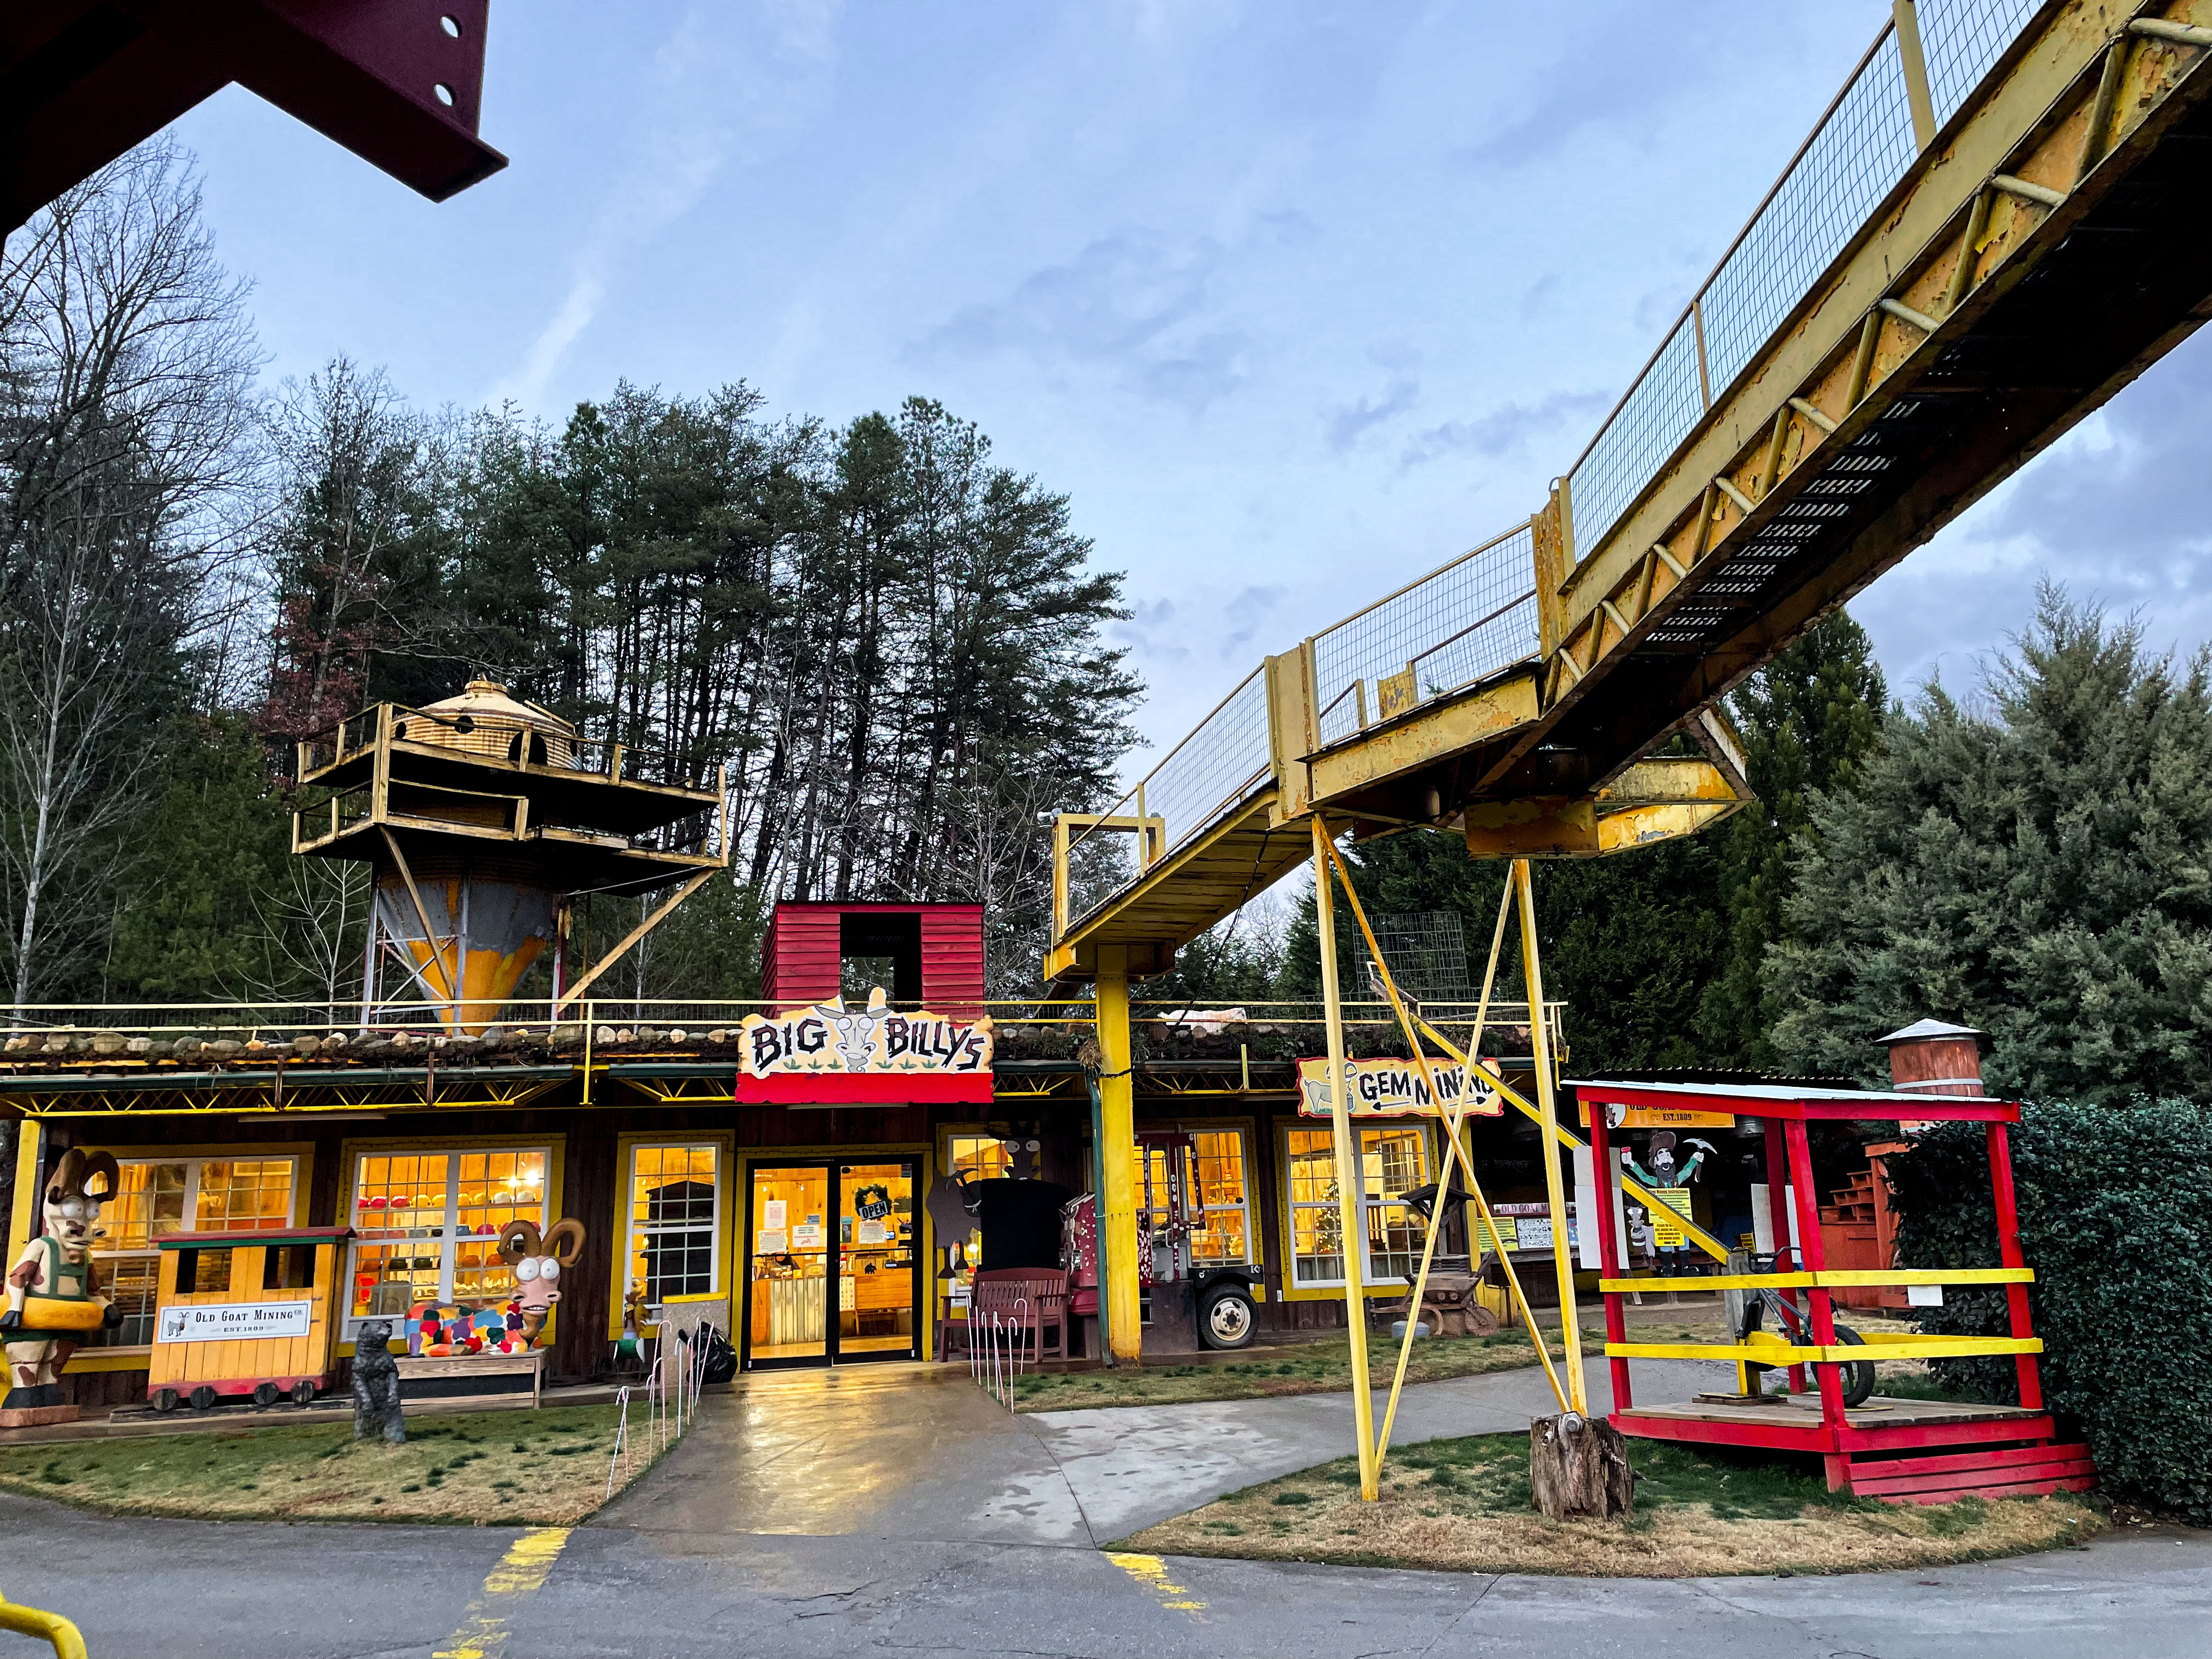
{"left": 1200, "top": 1285, "right": 1257, "bottom": 1350}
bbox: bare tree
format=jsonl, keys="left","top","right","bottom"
{"left": 0, "top": 139, "right": 259, "bottom": 1007}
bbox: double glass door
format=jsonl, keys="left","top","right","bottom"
{"left": 742, "top": 1160, "right": 920, "bottom": 1368}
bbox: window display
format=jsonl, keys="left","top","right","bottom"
{"left": 344, "top": 1148, "right": 548, "bottom": 1334}
{"left": 1286, "top": 1125, "right": 1431, "bottom": 1288}
{"left": 89, "top": 1158, "right": 297, "bottom": 1347}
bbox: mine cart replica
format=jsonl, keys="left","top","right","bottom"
{"left": 148, "top": 1227, "right": 352, "bottom": 1411}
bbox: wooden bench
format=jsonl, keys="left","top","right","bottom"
{"left": 394, "top": 1349, "right": 544, "bottom": 1408}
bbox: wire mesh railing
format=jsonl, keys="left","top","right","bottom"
{"left": 1060, "top": 666, "right": 1274, "bottom": 904}
{"left": 1564, "top": 0, "right": 2045, "bottom": 555}
{"left": 1312, "top": 523, "right": 1539, "bottom": 747}
{"left": 1060, "top": 1, "right": 2050, "bottom": 938}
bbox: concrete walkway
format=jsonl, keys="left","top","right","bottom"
{"left": 7, "top": 1358, "right": 2209, "bottom": 1658}
{"left": 601, "top": 1354, "right": 1733, "bottom": 1547}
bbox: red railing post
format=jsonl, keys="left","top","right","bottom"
{"left": 1587, "top": 1105, "right": 1632, "bottom": 1411}
{"left": 1985, "top": 1120, "right": 2043, "bottom": 1410}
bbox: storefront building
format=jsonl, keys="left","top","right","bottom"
{"left": 0, "top": 893, "right": 1567, "bottom": 1404}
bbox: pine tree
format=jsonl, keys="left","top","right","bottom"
{"left": 1697, "top": 610, "right": 1886, "bottom": 1065}
{"left": 1278, "top": 825, "right": 1728, "bottom": 1073}
{"left": 1771, "top": 586, "right": 2212, "bottom": 1103}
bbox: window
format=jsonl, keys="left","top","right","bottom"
{"left": 345, "top": 1147, "right": 548, "bottom": 1332}
{"left": 1285, "top": 1126, "right": 1431, "bottom": 1288}
{"left": 88, "top": 1156, "right": 298, "bottom": 1347}
{"left": 1136, "top": 1131, "right": 1254, "bottom": 1267}
{"left": 1187, "top": 1131, "right": 1251, "bottom": 1266}
{"left": 627, "top": 1144, "right": 721, "bottom": 1305}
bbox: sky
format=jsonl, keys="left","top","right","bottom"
{"left": 167, "top": 0, "right": 2212, "bottom": 761}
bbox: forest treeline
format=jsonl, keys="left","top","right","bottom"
{"left": 0, "top": 143, "right": 1138, "bottom": 1008}
{"left": 9, "top": 142, "right": 2205, "bottom": 1094}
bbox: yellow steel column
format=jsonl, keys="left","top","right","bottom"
{"left": 1514, "top": 857, "right": 1588, "bottom": 1414}
{"left": 5, "top": 1118, "right": 41, "bottom": 1268}
{"left": 1095, "top": 943, "right": 1143, "bottom": 1365}
{"left": 1313, "top": 817, "right": 1379, "bottom": 1499}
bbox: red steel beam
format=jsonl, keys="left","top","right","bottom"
{"left": 4, "top": 0, "right": 505, "bottom": 230}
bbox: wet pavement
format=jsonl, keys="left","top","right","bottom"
{"left": 5, "top": 1357, "right": 2208, "bottom": 1658}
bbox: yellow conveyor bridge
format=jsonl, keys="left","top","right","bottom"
{"left": 1057, "top": 2, "right": 2212, "bottom": 1406}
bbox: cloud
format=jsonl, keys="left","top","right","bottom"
{"left": 492, "top": 1, "right": 841, "bottom": 410}
{"left": 911, "top": 215, "right": 1328, "bottom": 411}
{"left": 1324, "top": 345, "right": 1420, "bottom": 452}
{"left": 1400, "top": 388, "right": 1609, "bottom": 469}
{"left": 916, "top": 229, "right": 1259, "bottom": 408}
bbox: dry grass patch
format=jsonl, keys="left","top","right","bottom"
{"left": 0, "top": 1405, "right": 658, "bottom": 1526}
{"left": 1014, "top": 1330, "right": 1540, "bottom": 1413}
{"left": 1118, "top": 1431, "right": 2103, "bottom": 1577}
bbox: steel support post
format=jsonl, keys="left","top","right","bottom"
{"left": 1587, "top": 1105, "right": 1633, "bottom": 1410}
{"left": 1514, "top": 857, "right": 1587, "bottom": 1414}
{"left": 1095, "top": 943, "right": 1143, "bottom": 1365}
{"left": 1312, "top": 816, "right": 1379, "bottom": 1499}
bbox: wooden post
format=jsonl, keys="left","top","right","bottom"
{"left": 1515, "top": 858, "right": 1586, "bottom": 1413}
{"left": 1985, "top": 1121, "right": 2043, "bottom": 1410}
{"left": 1313, "top": 816, "right": 1379, "bottom": 1500}
{"left": 1095, "top": 944, "right": 1142, "bottom": 1366}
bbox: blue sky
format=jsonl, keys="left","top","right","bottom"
{"left": 170, "top": 0, "right": 2212, "bottom": 757}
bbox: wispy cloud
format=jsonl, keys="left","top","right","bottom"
{"left": 1857, "top": 325, "right": 2212, "bottom": 695}
{"left": 492, "top": 1, "right": 841, "bottom": 410}
{"left": 911, "top": 215, "right": 1318, "bottom": 413}
{"left": 1400, "top": 388, "right": 1608, "bottom": 469}
{"left": 1324, "top": 345, "right": 1420, "bottom": 451}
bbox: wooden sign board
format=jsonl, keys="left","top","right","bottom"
{"left": 1578, "top": 1101, "right": 1735, "bottom": 1130}
{"left": 1297, "top": 1056, "right": 1503, "bottom": 1119}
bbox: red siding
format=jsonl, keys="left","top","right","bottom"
{"left": 919, "top": 909, "right": 985, "bottom": 1018}
{"left": 760, "top": 902, "right": 986, "bottom": 1016}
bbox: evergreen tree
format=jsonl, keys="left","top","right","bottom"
{"left": 1771, "top": 587, "right": 2212, "bottom": 1103}
{"left": 1697, "top": 610, "right": 1886, "bottom": 1064}
{"left": 1278, "top": 825, "right": 1728, "bottom": 1073}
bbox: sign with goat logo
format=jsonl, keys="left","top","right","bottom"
{"left": 738, "top": 988, "right": 995, "bottom": 1079}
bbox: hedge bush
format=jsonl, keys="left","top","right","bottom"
{"left": 1887, "top": 1097, "right": 2212, "bottom": 1522}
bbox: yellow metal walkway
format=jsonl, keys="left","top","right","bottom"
{"left": 1051, "top": 0, "right": 2212, "bottom": 981}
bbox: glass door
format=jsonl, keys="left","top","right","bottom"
{"left": 837, "top": 1161, "right": 919, "bottom": 1362}
{"left": 744, "top": 1164, "right": 831, "bottom": 1367}
{"left": 742, "top": 1160, "right": 921, "bottom": 1368}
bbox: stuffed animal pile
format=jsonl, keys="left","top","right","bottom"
{"left": 408, "top": 1300, "right": 532, "bottom": 1356}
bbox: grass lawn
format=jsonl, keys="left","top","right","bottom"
{"left": 0, "top": 1405, "right": 659, "bottom": 1526}
{"left": 1116, "top": 1431, "right": 2103, "bottom": 1576}
{"left": 1012, "top": 1329, "right": 1540, "bottom": 1412}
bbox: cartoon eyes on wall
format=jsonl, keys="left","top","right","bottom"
{"left": 512, "top": 1257, "right": 562, "bottom": 1284}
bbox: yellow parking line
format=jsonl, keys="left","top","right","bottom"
{"left": 1105, "top": 1551, "right": 1206, "bottom": 1613}
{"left": 433, "top": 1527, "right": 572, "bottom": 1659}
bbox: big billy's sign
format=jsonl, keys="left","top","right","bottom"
{"left": 736, "top": 988, "right": 996, "bottom": 1104}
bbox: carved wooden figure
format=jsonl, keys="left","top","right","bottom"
{"left": 2, "top": 1149, "right": 122, "bottom": 1425}
{"left": 496, "top": 1218, "right": 586, "bottom": 1346}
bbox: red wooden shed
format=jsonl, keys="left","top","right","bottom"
{"left": 759, "top": 902, "right": 985, "bottom": 1019}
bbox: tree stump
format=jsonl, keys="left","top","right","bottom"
{"left": 1528, "top": 1411, "right": 1635, "bottom": 1519}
